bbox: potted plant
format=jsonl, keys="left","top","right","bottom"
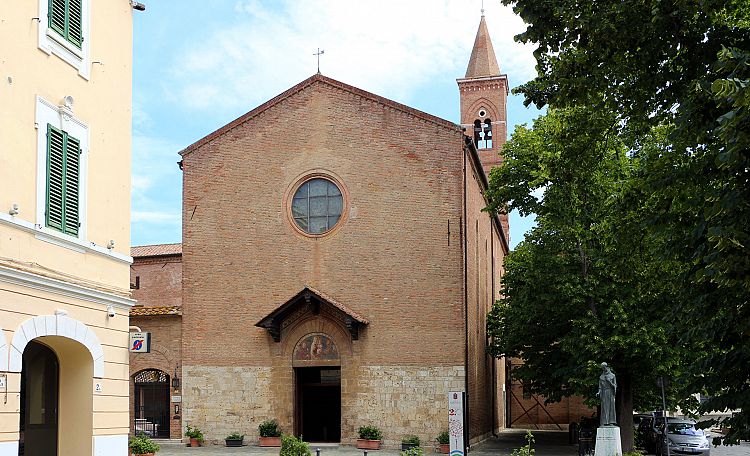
{"left": 400, "top": 448, "right": 425, "bottom": 456}
{"left": 280, "top": 434, "right": 311, "bottom": 456}
{"left": 225, "top": 432, "right": 244, "bottom": 447}
{"left": 436, "top": 431, "right": 450, "bottom": 454}
{"left": 130, "top": 433, "right": 160, "bottom": 455}
{"left": 258, "top": 419, "right": 282, "bottom": 447}
{"left": 357, "top": 425, "right": 383, "bottom": 450}
{"left": 185, "top": 425, "right": 204, "bottom": 447}
{"left": 401, "top": 435, "right": 420, "bottom": 451}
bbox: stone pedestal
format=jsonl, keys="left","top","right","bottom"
{"left": 594, "top": 426, "right": 622, "bottom": 456}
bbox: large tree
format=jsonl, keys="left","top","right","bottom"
{"left": 495, "top": 0, "right": 750, "bottom": 444}
{"left": 486, "top": 106, "right": 688, "bottom": 451}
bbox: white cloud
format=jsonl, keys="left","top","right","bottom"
{"left": 168, "top": 0, "right": 536, "bottom": 111}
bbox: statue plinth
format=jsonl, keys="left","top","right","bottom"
{"left": 594, "top": 426, "right": 622, "bottom": 456}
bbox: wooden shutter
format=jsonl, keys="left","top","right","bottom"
{"left": 67, "top": 0, "right": 83, "bottom": 48}
{"left": 46, "top": 125, "right": 65, "bottom": 232}
{"left": 48, "top": 0, "right": 66, "bottom": 37}
{"left": 64, "top": 135, "right": 80, "bottom": 236}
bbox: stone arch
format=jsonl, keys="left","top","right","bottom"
{"left": 8, "top": 314, "right": 104, "bottom": 377}
{"left": 467, "top": 98, "right": 499, "bottom": 121}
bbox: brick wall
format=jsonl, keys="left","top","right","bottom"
{"left": 129, "top": 314, "right": 183, "bottom": 438}
{"left": 130, "top": 255, "right": 182, "bottom": 307}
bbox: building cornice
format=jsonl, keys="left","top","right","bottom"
{"left": 0, "top": 264, "right": 135, "bottom": 309}
{"left": 0, "top": 212, "right": 132, "bottom": 264}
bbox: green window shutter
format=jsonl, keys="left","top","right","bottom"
{"left": 48, "top": 0, "right": 66, "bottom": 37}
{"left": 67, "top": 0, "right": 83, "bottom": 48}
{"left": 63, "top": 135, "right": 80, "bottom": 236}
{"left": 46, "top": 125, "right": 65, "bottom": 232}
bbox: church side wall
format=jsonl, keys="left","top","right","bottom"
{"left": 180, "top": 81, "right": 468, "bottom": 445}
{"left": 464, "top": 149, "right": 506, "bottom": 444}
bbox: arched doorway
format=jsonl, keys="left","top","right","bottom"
{"left": 293, "top": 333, "right": 341, "bottom": 442}
{"left": 133, "top": 369, "right": 171, "bottom": 438}
{"left": 19, "top": 340, "right": 59, "bottom": 456}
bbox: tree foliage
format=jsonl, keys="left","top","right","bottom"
{"left": 491, "top": 0, "right": 750, "bottom": 444}
{"left": 486, "top": 107, "right": 687, "bottom": 451}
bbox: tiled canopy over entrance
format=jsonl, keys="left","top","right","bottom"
{"left": 255, "top": 286, "right": 369, "bottom": 342}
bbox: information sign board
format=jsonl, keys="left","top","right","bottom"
{"left": 129, "top": 332, "right": 151, "bottom": 353}
{"left": 448, "top": 391, "right": 465, "bottom": 456}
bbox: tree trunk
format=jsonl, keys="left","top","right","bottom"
{"left": 616, "top": 371, "right": 634, "bottom": 452}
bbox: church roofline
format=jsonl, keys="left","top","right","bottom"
{"left": 179, "top": 74, "right": 462, "bottom": 158}
{"left": 463, "top": 136, "right": 510, "bottom": 254}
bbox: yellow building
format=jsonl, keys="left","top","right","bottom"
{"left": 0, "top": 1, "right": 135, "bottom": 455}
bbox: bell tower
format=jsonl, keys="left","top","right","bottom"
{"left": 457, "top": 13, "right": 509, "bottom": 176}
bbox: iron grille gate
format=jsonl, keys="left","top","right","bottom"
{"left": 133, "top": 369, "right": 170, "bottom": 438}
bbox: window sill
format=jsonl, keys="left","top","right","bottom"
{"left": 39, "top": 28, "right": 89, "bottom": 80}
{"left": 0, "top": 213, "right": 131, "bottom": 264}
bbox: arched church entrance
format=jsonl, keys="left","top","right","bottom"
{"left": 133, "top": 369, "right": 171, "bottom": 438}
{"left": 293, "top": 333, "right": 341, "bottom": 442}
{"left": 19, "top": 340, "right": 59, "bottom": 456}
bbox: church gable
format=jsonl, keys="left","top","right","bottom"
{"left": 179, "top": 74, "right": 461, "bottom": 159}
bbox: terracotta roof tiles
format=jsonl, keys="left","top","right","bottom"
{"left": 131, "top": 243, "right": 182, "bottom": 258}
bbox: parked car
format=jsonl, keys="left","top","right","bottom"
{"left": 659, "top": 419, "right": 711, "bottom": 456}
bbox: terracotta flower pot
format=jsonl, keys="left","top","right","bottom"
{"left": 189, "top": 437, "right": 200, "bottom": 447}
{"left": 357, "top": 439, "right": 381, "bottom": 450}
{"left": 259, "top": 436, "right": 282, "bottom": 447}
{"left": 440, "top": 443, "right": 450, "bottom": 454}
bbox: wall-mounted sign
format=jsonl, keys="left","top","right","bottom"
{"left": 0, "top": 375, "right": 6, "bottom": 389}
{"left": 171, "top": 395, "right": 182, "bottom": 403}
{"left": 94, "top": 382, "right": 102, "bottom": 393}
{"left": 129, "top": 332, "right": 151, "bottom": 353}
{"left": 448, "top": 391, "right": 465, "bottom": 456}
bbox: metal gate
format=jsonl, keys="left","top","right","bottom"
{"left": 133, "top": 369, "right": 170, "bottom": 438}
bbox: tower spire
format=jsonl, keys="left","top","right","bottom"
{"left": 464, "top": 15, "right": 500, "bottom": 78}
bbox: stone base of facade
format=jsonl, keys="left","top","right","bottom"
{"left": 182, "top": 364, "right": 465, "bottom": 448}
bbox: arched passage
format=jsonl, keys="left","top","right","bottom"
{"left": 132, "top": 369, "right": 171, "bottom": 438}
{"left": 19, "top": 336, "right": 94, "bottom": 456}
{"left": 10, "top": 315, "right": 100, "bottom": 456}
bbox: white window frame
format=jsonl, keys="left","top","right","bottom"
{"left": 35, "top": 96, "right": 89, "bottom": 244}
{"left": 37, "top": 0, "right": 91, "bottom": 80}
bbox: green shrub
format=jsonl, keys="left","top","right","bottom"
{"left": 622, "top": 452, "right": 643, "bottom": 456}
{"left": 130, "top": 433, "right": 160, "bottom": 454}
{"left": 358, "top": 425, "right": 383, "bottom": 440}
{"left": 401, "top": 447, "right": 425, "bottom": 456}
{"left": 510, "top": 430, "right": 534, "bottom": 456}
{"left": 185, "top": 425, "right": 204, "bottom": 443}
{"left": 436, "top": 431, "right": 450, "bottom": 445}
{"left": 280, "top": 434, "right": 311, "bottom": 456}
{"left": 402, "top": 435, "right": 421, "bottom": 445}
{"left": 226, "top": 432, "right": 244, "bottom": 440}
{"left": 259, "top": 419, "right": 282, "bottom": 437}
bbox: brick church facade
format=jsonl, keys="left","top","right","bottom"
{"left": 128, "top": 15, "right": 539, "bottom": 447}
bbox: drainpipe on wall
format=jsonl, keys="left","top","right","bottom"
{"left": 462, "top": 138, "right": 470, "bottom": 452}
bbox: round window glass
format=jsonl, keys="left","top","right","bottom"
{"left": 291, "top": 178, "right": 343, "bottom": 234}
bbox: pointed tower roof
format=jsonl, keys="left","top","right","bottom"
{"left": 465, "top": 15, "right": 500, "bottom": 78}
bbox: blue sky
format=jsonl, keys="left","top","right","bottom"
{"left": 131, "top": 0, "right": 542, "bottom": 249}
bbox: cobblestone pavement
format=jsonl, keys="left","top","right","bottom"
{"left": 152, "top": 430, "right": 750, "bottom": 456}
